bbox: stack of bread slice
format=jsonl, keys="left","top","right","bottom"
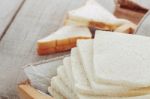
{"left": 49, "top": 31, "right": 150, "bottom": 99}
{"left": 37, "top": 0, "right": 137, "bottom": 55}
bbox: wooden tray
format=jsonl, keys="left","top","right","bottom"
{"left": 18, "top": 82, "right": 53, "bottom": 99}
{"left": 17, "top": 55, "right": 68, "bottom": 99}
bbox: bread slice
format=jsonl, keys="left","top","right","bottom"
{"left": 57, "top": 65, "right": 78, "bottom": 98}
{"left": 115, "top": 21, "right": 137, "bottom": 34}
{"left": 78, "top": 93, "right": 150, "bottom": 99}
{"left": 77, "top": 39, "right": 150, "bottom": 96}
{"left": 49, "top": 82, "right": 150, "bottom": 99}
{"left": 48, "top": 87, "right": 66, "bottom": 99}
{"left": 54, "top": 57, "right": 143, "bottom": 99}
{"left": 57, "top": 66, "right": 72, "bottom": 89}
{"left": 37, "top": 25, "right": 91, "bottom": 55}
{"left": 94, "top": 30, "right": 150, "bottom": 88}
{"left": 50, "top": 76, "right": 77, "bottom": 99}
{"left": 52, "top": 66, "right": 150, "bottom": 99}
{"left": 49, "top": 76, "right": 150, "bottom": 99}
{"left": 65, "top": 48, "right": 126, "bottom": 96}
{"left": 67, "top": 0, "right": 133, "bottom": 31}
{"left": 71, "top": 48, "right": 90, "bottom": 88}
{"left": 63, "top": 57, "right": 75, "bottom": 90}
{"left": 77, "top": 39, "right": 133, "bottom": 95}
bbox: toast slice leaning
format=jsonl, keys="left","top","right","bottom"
{"left": 67, "top": 0, "right": 135, "bottom": 31}
{"left": 37, "top": 26, "right": 91, "bottom": 55}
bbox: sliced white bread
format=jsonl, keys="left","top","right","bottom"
{"left": 50, "top": 84, "right": 150, "bottom": 99}
{"left": 63, "top": 56, "right": 91, "bottom": 96}
{"left": 115, "top": 21, "right": 137, "bottom": 34}
{"left": 63, "top": 57, "right": 74, "bottom": 90}
{"left": 52, "top": 59, "right": 147, "bottom": 99}
{"left": 67, "top": 0, "right": 134, "bottom": 31}
{"left": 37, "top": 25, "right": 91, "bottom": 55}
{"left": 69, "top": 48, "right": 124, "bottom": 96}
{"left": 71, "top": 48, "right": 102, "bottom": 95}
{"left": 71, "top": 48, "right": 90, "bottom": 89}
{"left": 78, "top": 93, "right": 150, "bottom": 99}
{"left": 77, "top": 39, "right": 150, "bottom": 96}
{"left": 94, "top": 30, "right": 150, "bottom": 88}
{"left": 49, "top": 76, "right": 150, "bottom": 99}
{"left": 77, "top": 39, "right": 133, "bottom": 95}
{"left": 48, "top": 87, "right": 66, "bottom": 99}
{"left": 50, "top": 76, "right": 77, "bottom": 99}
{"left": 50, "top": 76, "right": 150, "bottom": 99}
{"left": 57, "top": 66, "right": 72, "bottom": 90}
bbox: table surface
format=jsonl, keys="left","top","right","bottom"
{"left": 0, "top": 0, "right": 148, "bottom": 99}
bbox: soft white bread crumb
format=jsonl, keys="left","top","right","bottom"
{"left": 68, "top": 0, "right": 119, "bottom": 25}
{"left": 48, "top": 87, "right": 66, "bottom": 99}
{"left": 63, "top": 57, "right": 74, "bottom": 89}
{"left": 71, "top": 48, "right": 90, "bottom": 88}
{"left": 38, "top": 25, "right": 91, "bottom": 42}
{"left": 51, "top": 76, "right": 77, "bottom": 99}
{"left": 77, "top": 39, "right": 133, "bottom": 96}
{"left": 94, "top": 30, "right": 150, "bottom": 88}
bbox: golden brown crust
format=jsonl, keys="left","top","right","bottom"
{"left": 70, "top": 43, "right": 76, "bottom": 48}
{"left": 38, "top": 40, "right": 56, "bottom": 50}
{"left": 56, "top": 45, "right": 72, "bottom": 52}
{"left": 69, "top": 37, "right": 78, "bottom": 44}
{"left": 37, "top": 37, "right": 91, "bottom": 55}
{"left": 89, "top": 21, "right": 118, "bottom": 31}
{"left": 56, "top": 38, "right": 70, "bottom": 46}
{"left": 37, "top": 47, "right": 56, "bottom": 55}
{"left": 115, "top": 23, "right": 137, "bottom": 34}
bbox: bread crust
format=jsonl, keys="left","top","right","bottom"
{"left": 37, "top": 37, "right": 91, "bottom": 55}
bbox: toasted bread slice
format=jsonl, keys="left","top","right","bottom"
{"left": 37, "top": 26, "right": 91, "bottom": 55}
{"left": 48, "top": 87, "right": 66, "bottom": 99}
{"left": 67, "top": 0, "right": 134, "bottom": 31}
{"left": 115, "top": 21, "right": 137, "bottom": 34}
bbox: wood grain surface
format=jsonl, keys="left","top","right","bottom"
{"left": 0, "top": 0, "right": 24, "bottom": 39}
{"left": 0, "top": 0, "right": 115, "bottom": 98}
